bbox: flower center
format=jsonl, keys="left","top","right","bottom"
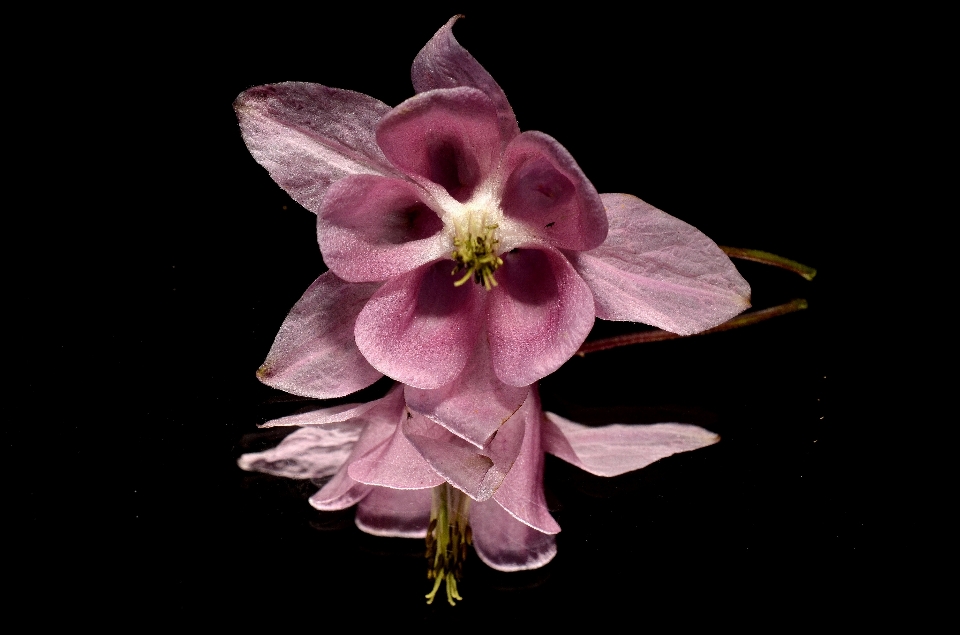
{"left": 424, "top": 483, "right": 472, "bottom": 606}
{"left": 451, "top": 222, "right": 503, "bottom": 290}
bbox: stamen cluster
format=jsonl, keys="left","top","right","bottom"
{"left": 451, "top": 224, "right": 503, "bottom": 290}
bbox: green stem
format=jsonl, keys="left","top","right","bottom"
{"left": 576, "top": 299, "right": 808, "bottom": 356}
{"left": 720, "top": 246, "right": 817, "bottom": 280}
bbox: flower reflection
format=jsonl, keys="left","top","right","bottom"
{"left": 239, "top": 383, "right": 719, "bottom": 598}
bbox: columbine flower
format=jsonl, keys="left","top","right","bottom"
{"left": 235, "top": 16, "right": 749, "bottom": 452}
{"left": 239, "top": 383, "right": 719, "bottom": 602}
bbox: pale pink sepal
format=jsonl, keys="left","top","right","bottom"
{"left": 310, "top": 386, "right": 406, "bottom": 510}
{"left": 487, "top": 247, "right": 595, "bottom": 387}
{"left": 234, "top": 82, "right": 399, "bottom": 215}
{"left": 317, "top": 175, "right": 447, "bottom": 282}
{"left": 402, "top": 406, "right": 526, "bottom": 502}
{"left": 500, "top": 131, "right": 608, "bottom": 251}
{"left": 237, "top": 423, "right": 362, "bottom": 480}
{"left": 376, "top": 87, "right": 501, "bottom": 202}
{"left": 491, "top": 390, "right": 561, "bottom": 534}
{"left": 411, "top": 15, "right": 520, "bottom": 145}
{"left": 354, "top": 487, "right": 433, "bottom": 538}
{"left": 571, "top": 193, "right": 751, "bottom": 335}
{"left": 404, "top": 337, "right": 528, "bottom": 448}
{"left": 258, "top": 401, "right": 378, "bottom": 429}
{"left": 471, "top": 499, "right": 557, "bottom": 572}
{"left": 542, "top": 412, "right": 720, "bottom": 477}
{"left": 354, "top": 261, "right": 484, "bottom": 389}
{"left": 257, "top": 272, "right": 384, "bottom": 399}
{"left": 347, "top": 410, "right": 445, "bottom": 490}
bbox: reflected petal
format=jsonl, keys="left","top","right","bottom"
{"left": 543, "top": 412, "right": 720, "bottom": 477}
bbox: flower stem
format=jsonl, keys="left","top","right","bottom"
{"left": 720, "top": 246, "right": 817, "bottom": 280}
{"left": 576, "top": 299, "right": 809, "bottom": 356}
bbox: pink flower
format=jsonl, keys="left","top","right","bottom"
{"left": 238, "top": 383, "right": 719, "bottom": 573}
{"left": 235, "top": 17, "right": 750, "bottom": 448}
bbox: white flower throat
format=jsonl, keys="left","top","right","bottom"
{"left": 440, "top": 185, "right": 513, "bottom": 290}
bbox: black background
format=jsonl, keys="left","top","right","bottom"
{"left": 40, "top": 5, "right": 871, "bottom": 622}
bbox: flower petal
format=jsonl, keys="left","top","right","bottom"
{"left": 317, "top": 175, "right": 448, "bottom": 282}
{"left": 499, "top": 131, "right": 607, "bottom": 251}
{"left": 235, "top": 82, "right": 399, "bottom": 214}
{"left": 404, "top": 335, "right": 528, "bottom": 448}
{"left": 258, "top": 402, "right": 378, "bottom": 429}
{"left": 347, "top": 408, "right": 444, "bottom": 490}
{"left": 570, "top": 193, "right": 751, "bottom": 335}
{"left": 471, "top": 500, "right": 557, "bottom": 572}
{"left": 542, "top": 412, "right": 720, "bottom": 477}
{"left": 376, "top": 87, "right": 501, "bottom": 202}
{"left": 491, "top": 388, "right": 561, "bottom": 534}
{"left": 355, "top": 487, "right": 433, "bottom": 538}
{"left": 237, "top": 424, "right": 363, "bottom": 480}
{"left": 403, "top": 405, "right": 526, "bottom": 502}
{"left": 354, "top": 260, "right": 484, "bottom": 389}
{"left": 411, "top": 15, "right": 520, "bottom": 144}
{"left": 309, "top": 385, "right": 406, "bottom": 510}
{"left": 257, "top": 272, "right": 383, "bottom": 399}
{"left": 487, "top": 247, "right": 595, "bottom": 387}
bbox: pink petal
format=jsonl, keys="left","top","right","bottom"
{"left": 355, "top": 487, "right": 433, "bottom": 538}
{"left": 499, "top": 131, "right": 607, "bottom": 251}
{"left": 309, "top": 482, "right": 371, "bottom": 512}
{"left": 309, "top": 385, "right": 406, "bottom": 510}
{"left": 404, "top": 336, "right": 528, "bottom": 448}
{"left": 257, "top": 273, "right": 383, "bottom": 399}
{"left": 470, "top": 499, "right": 557, "bottom": 572}
{"left": 258, "top": 401, "right": 378, "bottom": 429}
{"left": 317, "top": 175, "right": 448, "bottom": 283}
{"left": 354, "top": 261, "right": 484, "bottom": 389}
{"left": 376, "top": 87, "right": 501, "bottom": 202}
{"left": 235, "top": 83, "right": 399, "bottom": 215}
{"left": 570, "top": 193, "right": 751, "bottom": 335}
{"left": 411, "top": 15, "right": 520, "bottom": 145}
{"left": 487, "top": 247, "right": 595, "bottom": 387}
{"left": 542, "top": 412, "right": 720, "bottom": 477}
{"left": 347, "top": 408, "right": 444, "bottom": 490}
{"left": 403, "top": 405, "right": 526, "bottom": 502}
{"left": 237, "top": 423, "right": 363, "bottom": 480}
{"left": 491, "top": 388, "right": 561, "bottom": 534}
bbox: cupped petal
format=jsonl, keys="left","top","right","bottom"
{"left": 257, "top": 273, "right": 383, "bottom": 399}
{"left": 487, "top": 247, "right": 595, "bottom": 387}
{"left": 404, "top": 335, "right": 528, "bottom": 448}
{"left": 491, "top": 387, "right": 560, "bottom": 534}
{"left": 570, "top": 193, "right": 751, "bottom": 335}
{"left": 499, "top": 131, "right": 607, "bottom": 251}
{"left": 235, "top": 82, "right": 399, "bottom": 214}
{"left": 237, "top": 423, "right": 362, "bottom": 480}
{"left": 403, "top": 405, "right": 526, "bottom": 502}
{"left": 542, "top": 411, "right": 720, "bottom": 477}
{"left": 411, "top": 15, "right": 520, "bottom": 144}
{"left": 376, "top": 87, "right": 501, "bottom": 202}
{"left": 355, "top": 487, "right": 433, "bottom": 538}
{"left": 318, "top": 175, "right": 448, "bottom": 282}
{"left": 355, "top": 260, "right": 484, "bottom": 389}
{"left": 470, "top": 500, "right": 557, "bottom": 572}
{"left": 347, "top": 408, "right": 444, "bottom": 490}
